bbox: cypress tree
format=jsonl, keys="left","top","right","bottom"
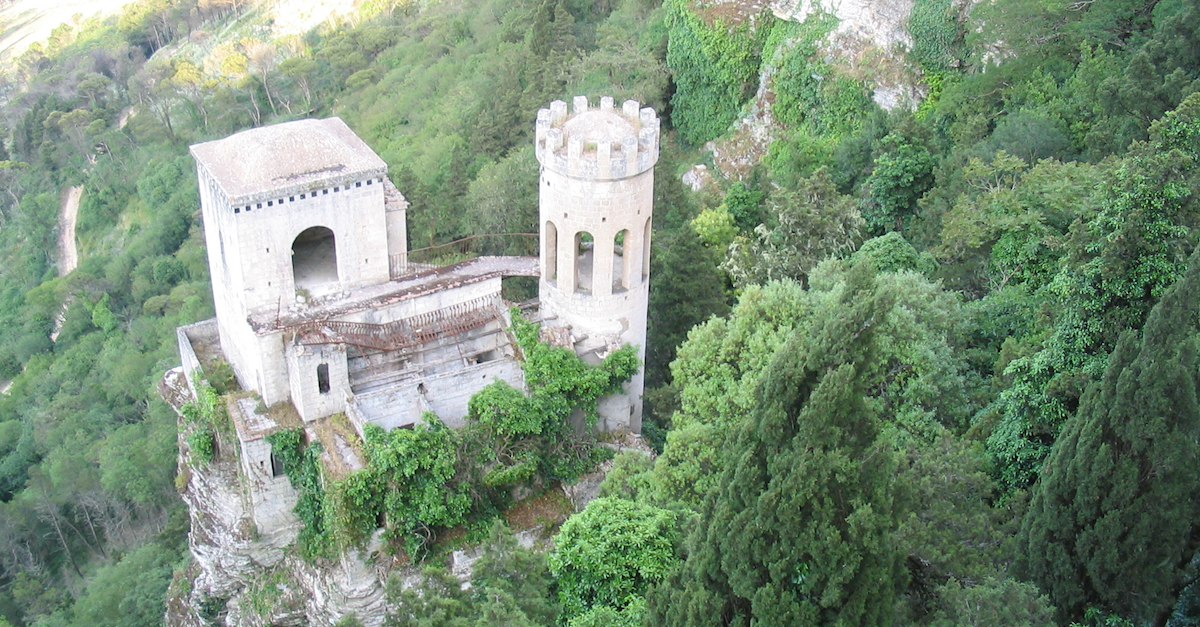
{"left": 1019, "top": 248, "right": 1200, "bottom": 625}
{"left": 646, "top": 263, "right": 903, "bottom": 626}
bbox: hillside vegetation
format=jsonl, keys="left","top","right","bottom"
{"left": 0, "top": 0, "right": 1196, "bottom": 625}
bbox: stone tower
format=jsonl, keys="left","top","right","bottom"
{"left": 534, "top": 96, "right": 660, "bottom": 432}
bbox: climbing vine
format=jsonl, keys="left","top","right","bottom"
{"left": 908, "top": 0, "right": 968, "bottom": 74}
{"left": 181, "top": 377, "right": 226, "bottom": 466}
{"left": 267, "top": 312, "right": 641, "bottom": 559}
{"left": 665, "top": 0, "right": 775, "bottom": 144}
{"left": 768, "top": 13, "right": 872, "bottom": 139}
{"left": 265, "top": 428, "right": 328, "bottom": 558}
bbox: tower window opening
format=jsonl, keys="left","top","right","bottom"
{"left": 292, "top": 226, "right": 338, "bottom": 293}
{"left": 317, "top": 363, "right": 331, "bottom": 394}
{"left": 545, "top": 220, "right": 558, "bottom": 284}
{"left": 270, "top": 452, "right": 285, "bottom": 477}
{"left": 575, "top": 231, "right": 594, "bottom": 294}
{"left": 613, "top": 229, "right": 631, "bottom": 293}
{"left": 642, "top": 217, "right": 652, "bottom": 281}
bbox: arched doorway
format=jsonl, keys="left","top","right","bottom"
{"left": 292, "top": 226, "right": 338, "bottom": 293}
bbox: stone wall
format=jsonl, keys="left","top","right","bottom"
{"left": 237, "top": 433, "right": 302, "bottom": 542}
{"left": 196, "top": 161, "right": 394, "bottom": 405}
{"left": 348, "top": 355, "right": 524, "bottom": 434}
{"left": 286, "top": 342, "right": 350, "bottom": 421}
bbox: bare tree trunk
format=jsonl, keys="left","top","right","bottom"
{"left": 35, "top": 500, "right": 82, "bottom": 578}
{"left": 246, "top": 88, "right": 262, "bottom": 126}
{"left": 78, "top": 492, "right": 109, "bottom": 559}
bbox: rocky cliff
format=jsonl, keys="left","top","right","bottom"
{"left": 708, "top": 0, "right": 932, "bottom": 177}
{"left": 161, "top": 368, "right": 395, "bottom": 627}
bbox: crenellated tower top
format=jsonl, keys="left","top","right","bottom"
{"left": 535, "top": 96, "right": 660, "bottom": 180}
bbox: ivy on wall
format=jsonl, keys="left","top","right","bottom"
{"left": 908, "top": 0, "right": 968, "bottom": 74}
{"left": 264, "top": 428, "right": 328, "bottom": 558}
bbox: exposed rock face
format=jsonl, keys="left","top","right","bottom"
{"left": 162, "top": 365, "right": 643, "bottom": 626}
{"left": 774, "top": 0, "right": 913, "bottom": 49}
{"left": 772, "top": 0, "right": 925, "bottom": 110}
{"left": 162, "top": 368, "right": 394, "bottom": 627}
{"left": 710, "top": 0, "right": 927, "bottom": 177}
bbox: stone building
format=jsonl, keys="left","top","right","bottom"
{"left": 175, "top": 98, "right": 657, "bottom": 540}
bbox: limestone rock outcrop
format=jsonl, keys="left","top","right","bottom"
{"left": 162, "top": 368, "right": 395, "bottom": 627}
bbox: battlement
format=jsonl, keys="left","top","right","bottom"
{"left": 535, "top": 96, "right": 660, "bottom": 180}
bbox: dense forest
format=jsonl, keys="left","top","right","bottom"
{"left": 0, "top": 0, "right": 1197, "bottom": 624}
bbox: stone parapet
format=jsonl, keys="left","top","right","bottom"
{"left": 535, "top": 96, "right": 660, "bottom": 181}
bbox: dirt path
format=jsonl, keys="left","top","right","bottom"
{"left": 48, "top": 185, "right": 81, "bottom": 344}
{"left": 57, "top": 185, "right": 80, "bottom": 277}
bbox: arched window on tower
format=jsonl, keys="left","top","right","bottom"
{"left": 293, "top": 226, "right": 338, "bottom": 294}
{"left": 613, "top": 229, "right": 630, "bottom": 293}
{"left": 545, "top": 220, "right": 558, "bottom": 284}
{"left": 575, "top": 231, "right": 594, "bottom": 294}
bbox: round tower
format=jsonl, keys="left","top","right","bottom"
{"left": 535, "top": 96, "right": 660, "bottom": 433}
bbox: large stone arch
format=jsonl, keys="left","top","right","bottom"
{"left": 292, "top": 226, "right": 338, "bottom": 293}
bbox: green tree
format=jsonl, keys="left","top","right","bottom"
{"left": 1018, "top": 247, "right": 1200, "bottom": 624}
{"left": 385, "top": 522, "right": 558, "bottom": 627}
{"left": 363, "top": 418, "right": 469, "bottom": 555}
{"left": 866, "top": 136, "right": 936, "bottom": 234}
{"left": 647, "top": 264, "right": 902, "bottom": 626}
{"left": 926, "top": 577, "right": 1056, "bottom": 627}
{"left": 549, "top": 497, "right": 677, "bottom": 622}
{"left": 723, "top": 168, "right": 863, "bottom": 289}
{"left": 69, "top": 543, "right": 175, "bottom": 627}
{"left": 472, "top": 522, "right": 558, "bottom": 626}
{"left": 988, "top": 93, "right": 1200, "bottom": 491}
{"left": 646, "top": 225, "right": 729, "bottom": 387}
{"left": 386, "top": 566, "right": 475, "bottom": 627}
{"left": 893, "top": 432, "right": 1019, "bottom": 621}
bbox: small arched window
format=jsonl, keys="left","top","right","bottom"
{"left": 613, "top": 229, "right": 630, "bottom": 292}
{"left": 642, "top": 217, "right": 652, "bottom": 281}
